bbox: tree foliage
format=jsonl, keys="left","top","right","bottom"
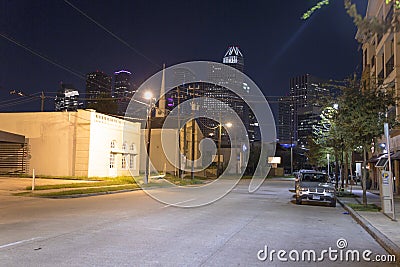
{"left": 313, "top": 76, "right": 397, "bottom": 203}
{"left": 302, "top": 0, "right": 400, "bottom": 43}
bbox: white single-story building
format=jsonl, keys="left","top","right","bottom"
{"left": 0, "top": 109, "right": 141, "bottom": 177}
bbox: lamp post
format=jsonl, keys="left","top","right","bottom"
{"left": 217, "top": 122, "right": 232, "bottom": 177}
{"left": 225, "top": 122, "right": 236, "bottom": 174}
{"left": 144, "top": 91, "right": 153, "bottom": 184}
{"left": 217, "top": 123, "right": 222, "bottom": 177}
{"left": 327, "top": 153, "right": 330, "bottom": 177}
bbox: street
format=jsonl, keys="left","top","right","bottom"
{"left": 0, "top": 178, "right": 395, "bottom": 266}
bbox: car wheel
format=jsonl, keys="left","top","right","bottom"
{"left": 330, "top": 199, "right": 336, "bottom": 207}
{"left": 295, "top": 197, "right": 302, "bottom": 205}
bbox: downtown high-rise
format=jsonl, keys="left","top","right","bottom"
{"left": 278, "top": 74, "right": 330, "bottom": 148}
{"left": 55, "top": 83, "right": 80, "bottom": 112}
{"left": 164, "top": 46, "right": 257, "bottom": 142}
{"left": 113, "top": 70, "right": 134, "bottom": 115}
{"left": 85, "top": 71, "right": 114, "bottom": 114}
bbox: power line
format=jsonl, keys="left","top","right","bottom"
{"left": 0, "top": 32, "right": 85, "bottom": 80}
{"left": 63, "top": 0, "right": 160, "bottom": 68}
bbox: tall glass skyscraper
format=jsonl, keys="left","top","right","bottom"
{"left": 113, "top": 70, "right": 133, "bottom": 115}
{"left": 278, "top": 74, "right": 331, "bottom": 148}
{"left": 55, "top": 83, "right": 79, "bottom": 111}
{"left": 164, "top": 46, "right": 258, "bottom": 141}
{"left": 85, "top": 71, "right": 114, "bottom": 114}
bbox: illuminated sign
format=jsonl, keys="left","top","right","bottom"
{"left": 223, "top": 56, "right": 238, "bottom": 64}
{"left": 268, "top": 157, "right": 281, "bottom": 164}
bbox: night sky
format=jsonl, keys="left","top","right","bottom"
{"left": 0, "top": 0, "right": 367, "bottom": 115}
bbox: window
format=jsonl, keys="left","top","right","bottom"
{"left": 130, "top": 143, "right": 136, "bottom": 151}
{"left": 122, "top": 156, "right": 126, "bottom": 169}
{"left": 109, "top": 153, "right": 115, "bottom": 168}
{"left": 122, "top": 142, "right": 127, "bottom": 150}
{"left": 111, "top": 140, "right": 116, "bottom": 149}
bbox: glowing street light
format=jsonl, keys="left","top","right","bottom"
{"left": 144, "top": 91, "right": 153, "bottom": 100}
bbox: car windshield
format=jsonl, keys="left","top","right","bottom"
{"left": 301, "top": 173, "right": 329, "bottom": 183}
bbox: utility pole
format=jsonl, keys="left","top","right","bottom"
{"left": 41, "top": 91, "right": 45, "bottom": 112}
{"left": 190, "top": 85, "right": 197, "bottom": 180}
{"left": 144, "top": 92, "right": 154, "bottom": 184}
{"left": 177, "top": 86, "right": 182, "bottom": 179}
{"left": 217, "top": 112, "right": 222, "bottom": 177}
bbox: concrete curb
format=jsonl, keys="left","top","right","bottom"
{"left": 337, "top": 198, "right": 400, "bottom": 262}
{"left": 42, "top": 188, "right": 141, "bottom": 199}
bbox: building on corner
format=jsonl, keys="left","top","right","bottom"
{"left": 0, "top": 109, "right": 141, "bottom": 177}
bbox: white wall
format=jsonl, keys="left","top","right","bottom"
{"left": 0, "top": 110, "right": 141, "bottom": 178}
{"left": 87, "top": 111, "right": 141, "bottom": 177}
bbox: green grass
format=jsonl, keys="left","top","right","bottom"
{"left": 163, "top": 175, "right": 205, "bottom": 186}
{"left": 3, "top": 174, "right": 136, "bottom": 181}
{"left": 347, "top": 203, "right": 381, "bottom": 212}
{"left": 15, "top": 184, "right": 139, "bottom": 197}
{"left": 25, "top": 176, "right": 137, "bottom": 190}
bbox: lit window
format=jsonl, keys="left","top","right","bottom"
{"left": 122, "top": 156, "right": 126, "bottom": 169}
{"left": 109, "top": 153, "right": 115, "bottom": 168}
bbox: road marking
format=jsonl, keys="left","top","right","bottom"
{"left": 0, "top": 237, "right": 41, "bottom": 249}
{"left": 162, "top": 198, "right": 196, "bottom": 208}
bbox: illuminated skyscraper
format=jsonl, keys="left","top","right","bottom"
{"left": 279, "top": 74, "right": 330, "bottom": 148}
{"left": 86, "top": 71, "right": 115, "bottom": 114}
{"left": 55, "top": 83, "right": 79, "bottom": 111}
{"left": 222, "top": 46, "right": 244, "bottom": 72}
{"left": 113, "top": 70, "right": 133, "bottom": 115}
{"left": 165, "top": 46, "right": 257, "bottom": 141}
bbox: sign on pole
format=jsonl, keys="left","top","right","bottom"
{"left": 381, "top": 171, "right": 394, "bottom": 215}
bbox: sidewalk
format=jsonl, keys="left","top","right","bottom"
{"left": 338, "top": 185, "right": 400, "bottom": 261}
{"left": 0, "top": 176, "right": 94, "bottom": 195}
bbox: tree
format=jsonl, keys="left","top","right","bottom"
{"left": 330, "top": 78, "right": 396, "bottom": 205}
{"left": 313, "top": 104, "right": 344, "bottom": 189}
{"left": 302, "top": 0, "right": 400, "bottom": 41}
{"left": 86, "top": 92, "right": 118, "bottom": 115}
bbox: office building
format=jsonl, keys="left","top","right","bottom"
{"left": 278, "top": 74, "right": 330, "bottom": 148}
{"left": 277, "top": 95, "right": 294, "bottom": 145}
{"left": 54, "top": 83, "right": 79, "bottom": 111}
{"left": 113, "top": 70, "right": 134, "bottom": 115}
{"left": 86, "top": 71, "right": 115, "bottom": 114}
{"left": 360, "top": 0, "right": 400, "bottom": 193}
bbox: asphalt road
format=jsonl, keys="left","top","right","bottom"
{"left": 0, "top": 178, "right": 396, "bottom": 266}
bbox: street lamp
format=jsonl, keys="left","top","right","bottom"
{"left": 217, "top": 122, "right": 232, "bottom": 177}
{"left": 225, "top": 122, "right": 239, "bottom": 174}
{"left": 327, "top": 153, "right": 330, "bottom": 177}
{"left": 144, "top": 91, "right": 153, "bottom": 184}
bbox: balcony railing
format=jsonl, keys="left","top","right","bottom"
{"left": 386, "top": 5, "right": 394, "bottom": 24}
{"left": 385, "top": 54, "right": 394, "bottom": 77}
{"left": 377, "top": 33, "right": 383, "bottom": 45}
{"left": 378, "top": 69, "right": 384, "bottom": 85}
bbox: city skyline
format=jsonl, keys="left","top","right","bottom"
{"left": 0, "top": 1, "right": 367, "bottom": 113}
